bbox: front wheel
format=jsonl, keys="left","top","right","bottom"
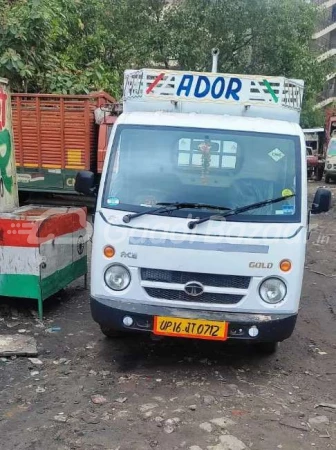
{"left": 254, "top": 342, "right": 279, "bottom": 356}
{"left": 325, "top": 174, "right": 331, "bottom": 184}
{"left": 315, "top": 166, "right": 324, "bottom": 182}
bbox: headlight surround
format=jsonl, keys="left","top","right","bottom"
{"left": 327, "top": 164, "right": 332, "bottom": 169}
{"left": 259, "top": 277, "right": 287, "bottom": 304}
{"left": 104, "top": 264, "right": 131, "bottom": 291}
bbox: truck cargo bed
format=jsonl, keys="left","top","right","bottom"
{"left": 12, "top": 93, "right": 115, "bottom": 194}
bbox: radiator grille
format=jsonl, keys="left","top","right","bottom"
{"left": 141, "top": 268, "right": 250, "bottom": 289}
{"left": 144, "top": 288, "right": 243, "bottom": 304}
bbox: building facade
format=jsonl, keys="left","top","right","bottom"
{"left": 313, "top": 0, "right": 336, "bottom": 107}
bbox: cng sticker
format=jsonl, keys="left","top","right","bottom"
{"left": 268, "top": 148, "right": 285, "bottom": 162}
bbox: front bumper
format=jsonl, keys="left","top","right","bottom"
{"left": 91, "top": 296, "right": 297, "bottom": 343}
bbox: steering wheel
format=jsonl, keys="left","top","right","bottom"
{"left": 133, "top": 189, "right": 169, "bottom": 207}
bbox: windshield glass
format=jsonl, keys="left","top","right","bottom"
{"left": 102, "top": 125, "right": 301, "bottom": 223}
{"left": 327, "top": 140, "right": 336, "bottom": 156}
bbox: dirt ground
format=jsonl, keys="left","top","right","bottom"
{"left": 0, "top": 181, "right": 335, "bottom": 450}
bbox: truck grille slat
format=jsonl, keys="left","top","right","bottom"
{"left": 144, "top": 288, "right": 243, "bottom": 304}
{"left": 141, "top": 268, "right": 250, "bottom": 289}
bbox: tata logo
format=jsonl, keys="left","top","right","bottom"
{"left": 184, "top": 281, "right": 205, "bottom": 297}
{"left": 249, "top": 262, "right": 273, "bottom": 269}
{"left": 121, "top": 251, "right": 137, "bottom": 260}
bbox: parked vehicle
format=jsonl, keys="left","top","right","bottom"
{"left": 76, "top": 52, "right": 331, "bottom": 355}
{"left": 306, "top": 146, "right": 325, "bottom": 180}
{"left": 325, "top": 106, "right": 336, "bottom": 150}
{"left": 325, "top": 137, "right": 336, "bottom": 183}
{"left": 11, "top": 93, "right": 117, "bottom": 197}
{"left": 303, "top": 128, "right": 325, "bottom": 181}
{"left": 306, "top": 146, "right": 317, "bottom": 179}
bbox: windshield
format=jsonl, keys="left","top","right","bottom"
{"left": 102, "top": 125, "right": 301, "bottom": 223}
{"left": 327, "top": 140, "right": 336, "bottom": 157}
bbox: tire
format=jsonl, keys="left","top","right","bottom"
{"left": 254, "top": 342, "right": 279, "bottom": 356}
{"left": 18, "top": 191, "right": 30, "bottom": 204}
{"left": 100, "top": 325, "right": 126, "bottom": 338}
{"left": 315, "top": 166, "right": 324, "bottom": 182}
{"left": 325, "top": 174, "right": 331, "bottom": 184}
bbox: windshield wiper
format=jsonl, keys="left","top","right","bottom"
{"left": 188, "top": 194, "right": 296, "bottom": 229}
{"left": 158, "top": 202, "right": 232, "bottom": 211}
{"left": 123, "top": 202, "right": 231, "bottom": 224}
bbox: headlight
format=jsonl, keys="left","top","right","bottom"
{"left": 259, "top": 278, "right": 287, "bottom": 304}
{"left": 104, "top": 264, "right": 131, "bottom": 291}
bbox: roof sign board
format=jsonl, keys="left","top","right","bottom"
{"left": 123, "top": 69, "right": 305, "bottom": 124}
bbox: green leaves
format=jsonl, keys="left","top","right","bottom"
{"left": 0, "top": 0, "right": 330, "bottom": 126}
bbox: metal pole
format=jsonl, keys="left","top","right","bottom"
{"left": 211, "top": 48, "right": 220, "bottom": 73}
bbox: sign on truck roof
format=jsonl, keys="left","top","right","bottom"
{"left": 123, "top": 69, "right": 304, "bottom": 124}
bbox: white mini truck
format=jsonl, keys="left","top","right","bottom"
{"left": 76, "top": 65, "right": 331, "bottom": 354}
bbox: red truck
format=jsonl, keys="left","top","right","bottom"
{"left": 306, "top": 146, "right": 320, "bottom": 179}
{"left": 11, "top": 92, "right": 118, "bottom": 196}
{"left": 303, "top": 107, "right": 336, "bottom": 181}
{"left": 303, "top": 128, "right": 325, "bottom": 180}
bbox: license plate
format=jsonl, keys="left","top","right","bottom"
{"left": 153, "top": 316, "right": 228, "bottom": 341}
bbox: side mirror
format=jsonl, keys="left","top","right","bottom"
{"left": 311, "top": 188, "right": 332, "bottom": 214}
{"left": 75, "top": 171, "right": 96, "bottom": 196}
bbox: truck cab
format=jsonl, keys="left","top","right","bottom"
{"left": 303, "top": 128, "right": 325, "bottom": 181}
{"left": 76, "top": 67, "right": 331, "bottom": 354}
{"left": 325, "top": 137, "right": 336, "bottom": 183}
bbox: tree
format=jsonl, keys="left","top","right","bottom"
{"left": 146, "top": 0, "right": 329, "bottom": 126}
{"left": 0, "top": 0, "right": 63, "bottom": 92}
{"left": 0, "top": 0, "right": 120, "bottom": 94}
{"left": 0, "top": 0, "right": 330, "bottom": 126}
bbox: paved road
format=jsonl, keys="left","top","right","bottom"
{"left": 0, "top": 182, "right": 335, "bottom": 450}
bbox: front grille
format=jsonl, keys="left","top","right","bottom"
{"left": 144, "top": 288, "right": 243, "bottom": 304}
{"left": 141, "top": 268, "right": 250, "bottom": 289}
